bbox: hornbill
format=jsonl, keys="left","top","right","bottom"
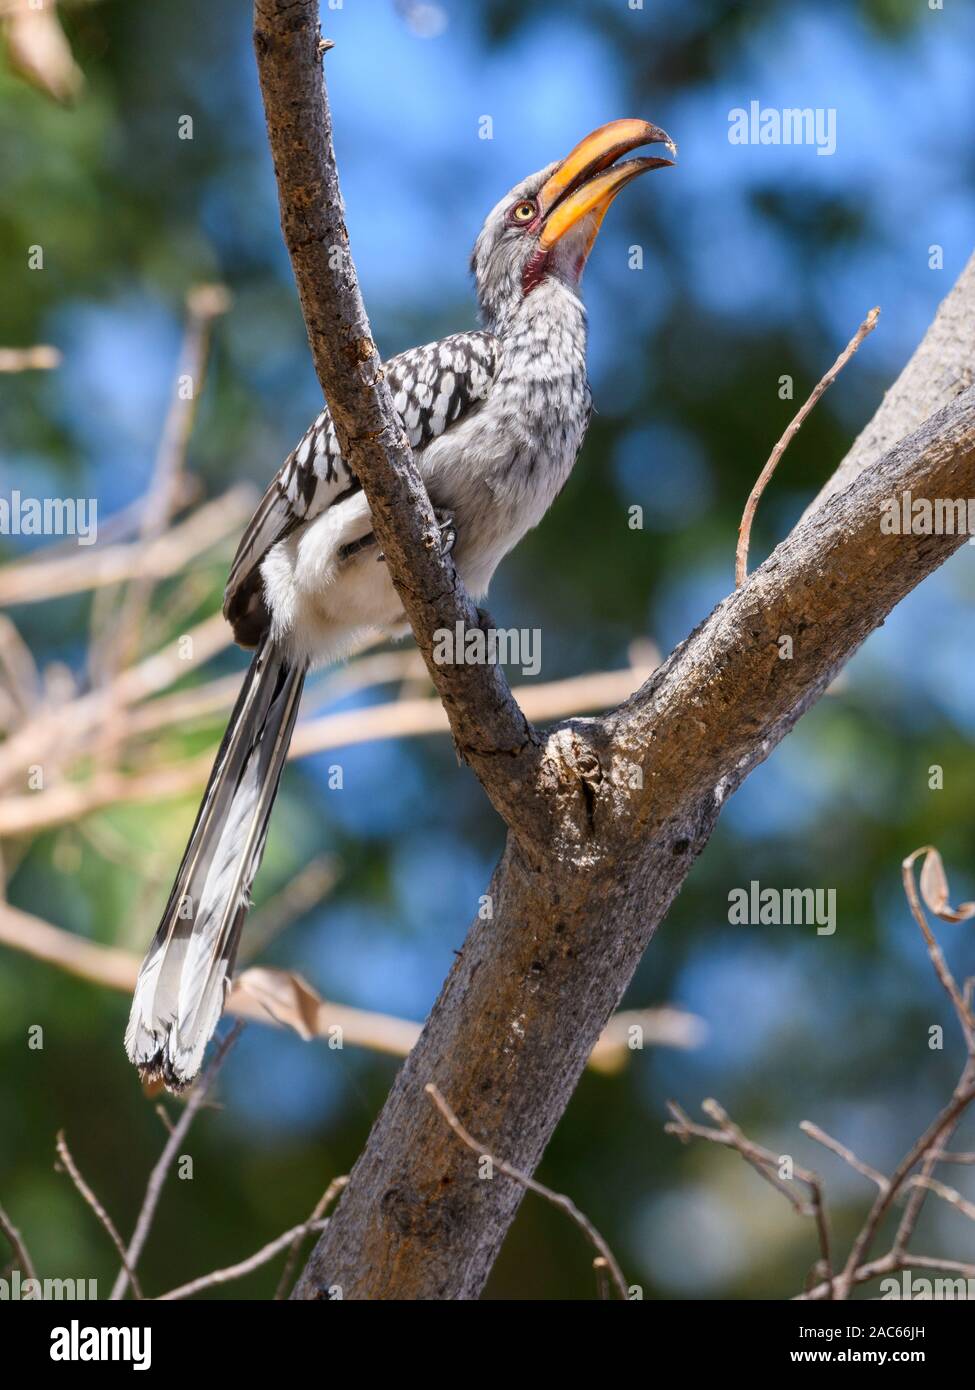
{"left": 125, "top": 118, "right": 676, "bottom": 1090}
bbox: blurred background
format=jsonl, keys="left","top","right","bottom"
{"left": 1, "top": 0, "right": 974, "bottom": 1300}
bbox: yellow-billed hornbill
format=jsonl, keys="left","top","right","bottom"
{"left": 125, "top": 119, "right": 676, "bottom": 1090}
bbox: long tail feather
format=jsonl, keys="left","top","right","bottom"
{"left": 125, "top": 637, "right": 306, "bottom": 1090}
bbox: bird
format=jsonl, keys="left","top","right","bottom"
{"left": 125, "top": 118, "right": 676, "bottom": 1091}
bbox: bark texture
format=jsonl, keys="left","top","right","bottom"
{"left": 294, "top": 391, "right": 975, "bottom": 1299}
{"left": 251, "top": 0, "right": 975, "bottom": 1302}
{"left": 253, "top": 0, "right": 542, "bottom": 841}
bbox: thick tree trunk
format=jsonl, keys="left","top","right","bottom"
{"left": 251, "top": 0, "right": 975, "bottom": 1303}
{"left": 293, "top": 385, "right": 975, "bottom": 1299}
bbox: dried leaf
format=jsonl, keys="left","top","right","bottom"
{"left": 236, "top": 967, "right": 323, "bottom": 1041}
{"left": 918, "top": 847, "right": 975, "bottom": 923}
{"left": 4, "top": 2, "right": 84, "bottom": 106}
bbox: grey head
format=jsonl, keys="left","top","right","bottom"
{"left": 469, "top": 118, "right": 676, "bottom": 335}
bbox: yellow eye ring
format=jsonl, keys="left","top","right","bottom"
{"left": 510, "top": 200, "right": 537, "bottom": 224}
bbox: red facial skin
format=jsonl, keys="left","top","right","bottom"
{"left": 508, "top": 201, "right": 585, "bottom": 299}
{"left": 521, "top": 246, "right": 551, "bottom": 296}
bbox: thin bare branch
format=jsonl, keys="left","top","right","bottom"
{"left": 0, "top": 660, "right": 653, "bottom": 835}
{"left": 426, "top": 1082, "right": 628, "bottom": 1300}
{"left": 56, "top": 1131, "right": 144, "bottom": 1300}
{"left": 0, "top": 615, "right": 41, "bottom": 724}
{"left": 0, "top": 900, "right": 698, "bottom": 1072}
{"left": 157, "top": 1217, "right": 331, "bottom": 1301}
{"left": 892, "top": 1114, "right": 961, "bottom": 1261}
{"left": 154, "top": 1105, "right": 175, "bottom": 1137}
{"left": 800, "top": 1250, "right": 975, "bottom": 1300}
{"left": 0, "top": 608, "right": 235, "bottom": 793}
{"left": 274, "top": 1176, "right": 348, "bottom": 1300}
{"left": 735, "top": 307, "right": 879, "bottom": 586}
{"left": 910, "top": 1175, "right": 975, "bottom": 1223}
{"left": 901, "top": 1252, "right": 975, "bottom": 1278}
{"left": 902, "top": 848, "right": 975, "bottom": 1048}
{"left": 109, "top": 1023, "right": 244, "bottom": 1300}
{"left": 668, "top": 1098, "right": 804, "bottom": 1214}
{"left": 799, "top": 1121, "right": 889, "bottom": 1191}
{"left": 102, "top": 283, "right": 230, "bottom": 678}
{"left": 0, "top": 485, "right": 254, "bottom": 607}
{"left": 0, "top": 1200, "right": 37, "bottom": 1281}
{"left": 667, "top": 1098, "right": 833, "bottom": 1288}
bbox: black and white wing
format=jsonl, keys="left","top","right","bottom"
{"left": 224, "top": 330, "right": 501, "bottom": 644}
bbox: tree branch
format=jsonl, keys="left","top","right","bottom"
{"left": 0, "top": 659, "right": 651, "bottom": 836}
{"left": 157, "top": 1217, "right": 330, "bottom": 1301}
{"left": 426, "top": 1083, "right": 628, "bottom": 1300}
{"left": 0, "top": 899, "right": 699, "bottom": 1071}
{"left": 109, "top": 1024, "right": 243, "bottom": 1301}
{"left": 295, "top": 370, "right": 975, "bottom": 1301}
{"left": 736, "top": 306, "right": 878, "bottom": 585}
{"left": 56, "top": 1130, "right": 144, "bottom": 1300}
{"left": 249, "top": 0, "right": 975, "bottom": 1308}
{"left": 252, "top": 0, "right": 541, "bottom": 839}
{"left": 0, "top": 1200, "right": 37, "bottom": 1282}
{"left": 0, "top": 486, "right": 254, "bottom": 607}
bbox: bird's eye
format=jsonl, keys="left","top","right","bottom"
{"left": 509, "top": 199, "right": 537, "bottom": 225}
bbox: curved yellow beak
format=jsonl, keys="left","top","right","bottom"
{"left": 537, "top": 119, "right": 676, "bottom": 257}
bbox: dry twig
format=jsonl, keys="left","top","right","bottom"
{"left": 56, "top": 1131, "right": 144, "bottom": 1300}
{"left": 909, "top": 1175, "right": 975, "bottom": 1224}
{"left": 670, "top": 847, "right": 975, "bottom": 1301}
{"left": 274, "top": 1175, "right": 348, "bottom": 1300}
{"left": 799, "top": 1121, "right": 889, "bottom": 1191}
{"left": 110, "top": 1023, "right": 244, "bottom": 1300}
{"left": 666, "top": 1098, "right": 833, "bottom": 1290}
{"left": 157, "top": 1216, "right": 330, "bottom": 1301}
{"left": 0, "top": 486, "right": 253, "bottom": 608}
{"left": 0, "top": 896, "right": 701, "bottom": 1071}
{"left": 735, "top": 307, "right": 880, "bottom": 586}
{"left": 0, "top": 1200, "right": 37, "bottom": 1282}
{"left": 0, "top": 660, "right": 654, "bottom": 835}
{"left": 426, "top": 1082, "right": 628, "bottom": 1300}
{"left": 102, "top": 283, "right": 231, "bottom": 679}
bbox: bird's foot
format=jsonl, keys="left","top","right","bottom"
{"left": 341, "top": 512, "right": 454, "bottom": 567}
{"left": 433, "top": 509, "right": 456, "bottom": 557}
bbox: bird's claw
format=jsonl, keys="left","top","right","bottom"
{"left": 434, "top": 509, "right": 456, "bottom": 557}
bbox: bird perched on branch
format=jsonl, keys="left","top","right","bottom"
{"left": 125, "top": 118, "right": 676, "bottom": 1090}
